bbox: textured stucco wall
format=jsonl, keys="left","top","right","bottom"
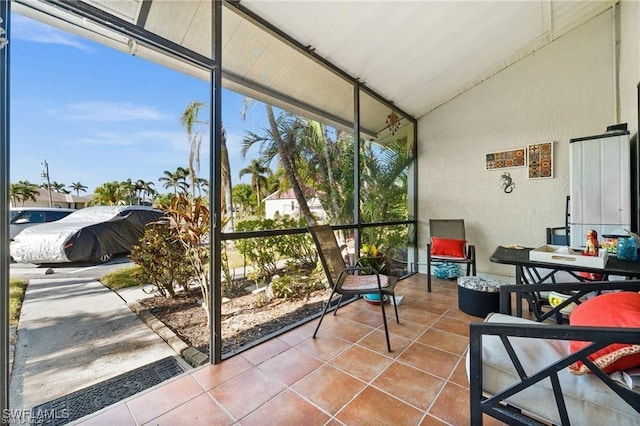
{"left": 417, "top": 9, "right": 618, "bottom": 276}
{"left": 618, "top": 0, "right": 639, "bottom": 135}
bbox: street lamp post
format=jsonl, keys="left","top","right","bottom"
{"left": 41, "top": 159, "right": 52, "bottom": 207}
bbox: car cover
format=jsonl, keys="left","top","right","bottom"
{"left": 10, "top": 206, "right": 164, "bottom": 264}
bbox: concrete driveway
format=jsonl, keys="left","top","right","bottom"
{"left": 9, "top": 277, "right": 179, "bottom": 410}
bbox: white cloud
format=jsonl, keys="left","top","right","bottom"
{"left": 75, "top": 132, "right": 139, "bottom": 147}
{"left": 75, "top": 130, "right": 185, "bottom": 147}
{"left": 52, "top": 101, "right": 167, "bottom": 122}
{"left": 11, "top": 14, "right": 91, "bottom": 51}
{"left": 137, "top": 130, "right": 191, "bottom": 152}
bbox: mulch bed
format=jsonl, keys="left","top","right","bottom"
{"left": 138, "top": 285, "right": 331, "bottom": 355}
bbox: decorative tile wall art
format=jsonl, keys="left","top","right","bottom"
{"left": 485, "top": 148, "right": 526, "bottom": 170}
{"left": 527, "top": 141, "right": 554, "bottom": 179}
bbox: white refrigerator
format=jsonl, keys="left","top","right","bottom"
{"left": 569, "top": 129, "right": 631, "bottom": 248}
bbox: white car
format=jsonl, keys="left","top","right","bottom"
{"left": 10, "top": 205, "right": 164, "bottom": 264}
{"left": 10, "top": 207, "right": 76, "bottom": 240}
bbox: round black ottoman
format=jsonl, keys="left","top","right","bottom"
{"left": 457, "top": 276, "right": 506, "bottom": 318}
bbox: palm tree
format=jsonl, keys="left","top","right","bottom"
{"left": 194, "top": 177, "right": 208, "bottom": 197}
{"left": 265, "top": 168, "right": 284, "bottom": 196}
{"left": 159, "top": 167, "right": 189, "bottom": 196}
{"left": 135, "top": 179, "right": 156, "bottom": 204}
{"left": 10, "top": 181, "right": 39, "bottom": 207}
{"left": 49, "top": 181, "right": 69, "bottom": 194}
{"left": 91, "top": 181, "right": 127, "bottom": 206}
{"left": 232, "top": 183, "right": 254, "bottom": 215}
{"left": 238, "top": 159, "right": 270, "bottom": 207}
{"left": 299, "top": 120, "right": 352, "bottom": 223}
{"left": 181, "top": 101, "right": 233, "bottom": 221}
{"left": 181, "top": 101, "right": 204, "bottom": 200}
{"left": 241, "top": 105, "right": 316, "bottom": 225}
{"left": 220, "top": 126, "right": 233, "bottom": 219}
{"left": 359, "top": 137, "right": 412, "bottom": 222}
{"left": 69, "top": 182, "right": 88, "bottom": 196}
{"left": 119, "top": 178, "right": 137, "bottom": 204}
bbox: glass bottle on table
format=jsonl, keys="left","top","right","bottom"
{"left": 617, "top": 236, "right": 638, "bottom": 261}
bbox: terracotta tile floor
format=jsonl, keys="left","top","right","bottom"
{"left": 78, "top": 274, "right": 506, "bottom": 425}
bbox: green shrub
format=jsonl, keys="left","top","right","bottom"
{"left": 269, "top": 268, "right": 326, "bottom": 300}
{"left": 235, "top": 218, "right": 283, "bottom": 277}
{"left": 277, "top": 218, "right": 317, "bottom": 270}
{"left": 235, "top": 217, "right": 318, "bottom": 277}
{"left": 130, "top": 223, "right": 194, "bottom": 298}
{"left": 220, "top": 241, "right": 237, "bottom": 296}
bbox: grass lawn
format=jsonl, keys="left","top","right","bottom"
{"left": 9, "top": 278, "right": 27, "bottom": 327}
{"left": 224, "top": 246, "right": 245, "bottom": 269}
{"left": 100, "top": 265, "right": 145, "bottom": 290}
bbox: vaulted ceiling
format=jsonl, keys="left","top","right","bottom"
{"left": 241, "top": 0, "right": 617, "bottom": 118}
{"left": 14, "top": 0, "right": 616, "bottom": 122}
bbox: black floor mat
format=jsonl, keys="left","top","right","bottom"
{"left": 30, "top": 356, "right": 186, "bottom": 425}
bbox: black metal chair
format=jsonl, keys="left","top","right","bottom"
{"left": 427, "top": 219, "right": 476, "bottom": 292}
{"left": 308, "top": 225, "right": 399, "bottom": 352}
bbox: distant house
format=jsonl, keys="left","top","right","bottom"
{"left": 10, "top": 189, "right": 92, "bottom": 209}
{"left": 263, "top": 188, "right": 327, "bottom": 221}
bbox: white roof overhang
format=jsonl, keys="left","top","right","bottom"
{"left": 12, "top": 0, "right": 616, "bottom": 131}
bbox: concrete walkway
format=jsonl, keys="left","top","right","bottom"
{"left": 9, "top": 278, "right": 178, "bottom": 410}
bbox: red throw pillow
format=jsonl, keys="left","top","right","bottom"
{"left": 430, "top": 237, "right": 466, "bottom": 258}
{"left": 568, "top": 292, "right": 640, "bottom": 375}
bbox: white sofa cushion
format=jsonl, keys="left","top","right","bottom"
{"left": 467, "top": 312, "right": 640, "bottom": 425}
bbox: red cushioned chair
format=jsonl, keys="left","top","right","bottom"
{"left": 427, "top": 219, "right": 476, "bottom": 292}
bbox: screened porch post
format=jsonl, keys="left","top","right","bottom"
{"left": 0, "top": 0, "right": 11, "bottom": 413}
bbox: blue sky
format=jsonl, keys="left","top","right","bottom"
{"left": 9, "top": 13, "right": 260, "bottom": 195}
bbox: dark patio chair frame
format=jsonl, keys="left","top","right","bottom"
{"left": 469, "top": 280, "right": 640, "bottom": 425}
{"left": 308, "top": 225, "right": 400, "bottom": 352}
{"left": 426, "top": 219, "right": 476, "bottom": 292}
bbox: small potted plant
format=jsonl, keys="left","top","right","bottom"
{"left": 358, "top": 243, "right": 387, "bottom": 304}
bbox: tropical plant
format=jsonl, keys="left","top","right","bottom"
{"left": 235, "top": 218, "right": 282, "bottom": 278}
{"left": 91, "top": 181, "right": 128, "bottom": 205}
{"left": 241, "top": 103, "right": 316, "bottom": 225}
{"left": 219, "top": 217, "right": 239, "bottom": 297}
{"left": 10, "top": 181, "right": 39, "bottom": 206}
{"left": 181, "top": 101, "right": 205, "bottom": 201}
{"left": 120, "top": 178, "right": 138, "bottom": 204}
{"left": 130, "top": 223, "right": 194, "bottom": 298}
{"left": 159, "top": 167, "right": 189, "bottom": 196}
{"left": 153, "top": 193, "right": 175, "bottom": 209}
{"left": 238, "top": 159, "right": 270, "bottom": 207}
{"left": 234, "top": 216, "right": 317, "bottom": 278}
{"left": 275, "top": 217, "right": 317, "bottom": 270}
{"left": 135, "top": 179, "right": 156, "bottom": 205}
{"left": 69, "top": 181, "right": 88, "bottom": 196}
{"left": 265, "top": 168, "right": 283, "bottom": 196}
{"left": 163, "top": 193, "right": 211, "bottom": 322}
{"left": 49, "top": 181, "right": 69, "bottom": 194}
{"left": 181, "top": 101, "right": 232, "bottom": 220}
{"left": 269, "top": 269, "right": 325, "bottom": 300}
{"left": 360, "top": 136, "right": 412, "bottom": 223}
{"left": 299, "top": 120, "right": 354, "bottom": 224}
{"left": 358, "top": 243, "right": 388, "bottom": 274}
{"left": 193, "top": 177, "right": 209, "bottom": 198}
{"left": 232, "top": 183, "right": 254, "bottom": 216}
